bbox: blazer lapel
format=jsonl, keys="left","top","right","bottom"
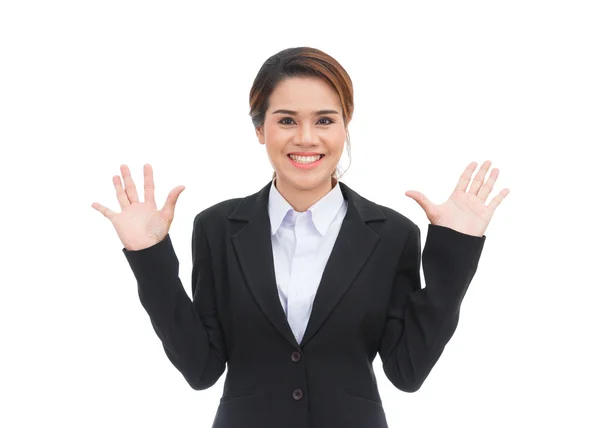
{"left": 229, "top": 180, "right": 386, "bottom": 349}
{"left": 229, "top": 182, "right": 298, "bottom": 346}
{"left": 300, "top": 182, "right": 385, "bottom": 346}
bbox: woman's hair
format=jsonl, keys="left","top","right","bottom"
{"left": 249, "top": 47, "right": 353, "bottom": 181}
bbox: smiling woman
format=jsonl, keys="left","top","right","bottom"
{"left": 94, "top": 46, "right": 509, "bottom": 428}
{"left": 249, "top": 47, "right": 354, "bottom": 210}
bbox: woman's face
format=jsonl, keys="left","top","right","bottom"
{"left": 255, "top": 76, "right": 348, "bottom": 191}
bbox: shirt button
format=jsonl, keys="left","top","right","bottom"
{"left": 292, "top": 388, "right": 304, "bottom": 400}
{"left": 291, "top": 351, "right": 302, "bottom": 363}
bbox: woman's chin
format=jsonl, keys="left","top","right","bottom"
{"left": 278, "top": 171, "right": 333, "bottom": 189}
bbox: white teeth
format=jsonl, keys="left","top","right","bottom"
{"left": 289, "top": 154, "right": 322, "bottom": 164}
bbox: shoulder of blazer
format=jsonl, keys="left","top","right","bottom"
{"left": 192, "top": 195, "right": 246, "bottom": 231}
{"left": 339, "top": 181, "right": 419, "bottom": 236}
{"left": 375, "top": 203, "right": 419, "bottom": 235}
{"left": 193, "top": 180, "right": 418, "bottom": 235}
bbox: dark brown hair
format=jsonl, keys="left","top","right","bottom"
{"left": 249, "top": 47, "right": 353, "bottom": 180}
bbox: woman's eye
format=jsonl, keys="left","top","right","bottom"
{"left": 278, "top": 117, "right": 334, "bottom": 125}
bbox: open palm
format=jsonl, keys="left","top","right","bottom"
{"left": 91, "top": 164, "right": 185, "bottom": 251}
{"left": 405, "top": 161, "right": 510, "bottom": 237}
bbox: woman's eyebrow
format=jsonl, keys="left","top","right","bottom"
{"left": 271, "top": 109, "right": 340, "bottom": 115}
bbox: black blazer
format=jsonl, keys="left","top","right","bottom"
{"left": 123, "top": 180, "right": 486, "bottom": 428}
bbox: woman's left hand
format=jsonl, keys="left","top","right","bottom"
{"left": 405, "top": 160, "right": 510, "bottom": 237}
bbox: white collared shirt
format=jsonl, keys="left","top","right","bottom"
{"left": 268, "top": 179, "right": 348, "bottom": 344}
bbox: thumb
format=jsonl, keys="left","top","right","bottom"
{"left": 161, "top": 185, "right": 185, "bottom": 217}
{"left": 405, "top": 190, "right": 433, "bottom": 215}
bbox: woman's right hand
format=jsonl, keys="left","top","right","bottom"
{"left": 92, "top": 164, "right": 185, "bottom": 251}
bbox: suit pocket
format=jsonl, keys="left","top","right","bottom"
{"left": 213, "top": 392, "right": 267, "bottom": 428}
{"left": 343, "top": 389, "right": 383, "bottom": 407}
{"left": 219, "top": 388, "right": 258, "bottom": 404}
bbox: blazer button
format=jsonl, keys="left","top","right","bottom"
{"left": 291, "top": 351, "right": 302, "bottom": 363}
{"left": 292, "top": 388, "right": 304, "bottom": 400}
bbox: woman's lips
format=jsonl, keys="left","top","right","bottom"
{"left": 287, "top": 154, "right": 325, "bottom": 169}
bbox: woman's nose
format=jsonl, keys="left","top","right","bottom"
{"left": 295, "top": 123, "right": 318, "bottom": 144}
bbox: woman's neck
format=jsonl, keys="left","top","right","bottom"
{"left": 274, "top": 176, "right": 336, "bottom": 212}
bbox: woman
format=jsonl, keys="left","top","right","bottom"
{"left": 92, "top": 47, "right": 509, "bottom": 428}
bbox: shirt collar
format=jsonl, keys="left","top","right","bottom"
{"left": 268, "top": 178, "right": 345, "bottom": 236}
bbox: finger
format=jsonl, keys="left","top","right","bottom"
{"left": 91, "top": 202, "right": 117, "bottom": 220}
{"left": 477, "top": 167, "right": 499, "bottom": 202}
{"left": 487, "top": 188, "right": 510, "bottom": 212}
{"left": 161, "top": 185, "right": 185, "bottom": 217}
{"left": 405, "top": 190, "right": 433, "bottom": 214}
{"left": 143, "top": 164, "right": 156, "bottom": 206}
{"left": 454, "top": 162, "right": 478, "bottom": 193}
{"left": 468, "top": 160, "right": 492, "bottom": 195}
{"left": 113, "top": 175, "right": 130, "bottom": 209}
{"left": 120, "top": 164, "right": 140, "bottom": 204}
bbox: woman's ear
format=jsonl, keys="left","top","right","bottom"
{"left": 255, "top": 126, "right": 265, "bottom": 145}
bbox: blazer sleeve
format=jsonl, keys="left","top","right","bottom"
{"left": 378, "top": 223, "right": 486, "bottom": 392}
{"left": 122, "top": 213, "right": 227, "bottom": 390}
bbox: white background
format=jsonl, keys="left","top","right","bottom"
{"left": 1, "top": 0, "right": 598, "bottom": 426}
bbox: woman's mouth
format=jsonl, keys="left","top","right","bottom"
{"left": 287, "top": 153, "right": 325, "bottom": 169}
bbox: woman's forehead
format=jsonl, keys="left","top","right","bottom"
{"left": 268, "top": 78, "right": 342, "bottom": 113}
